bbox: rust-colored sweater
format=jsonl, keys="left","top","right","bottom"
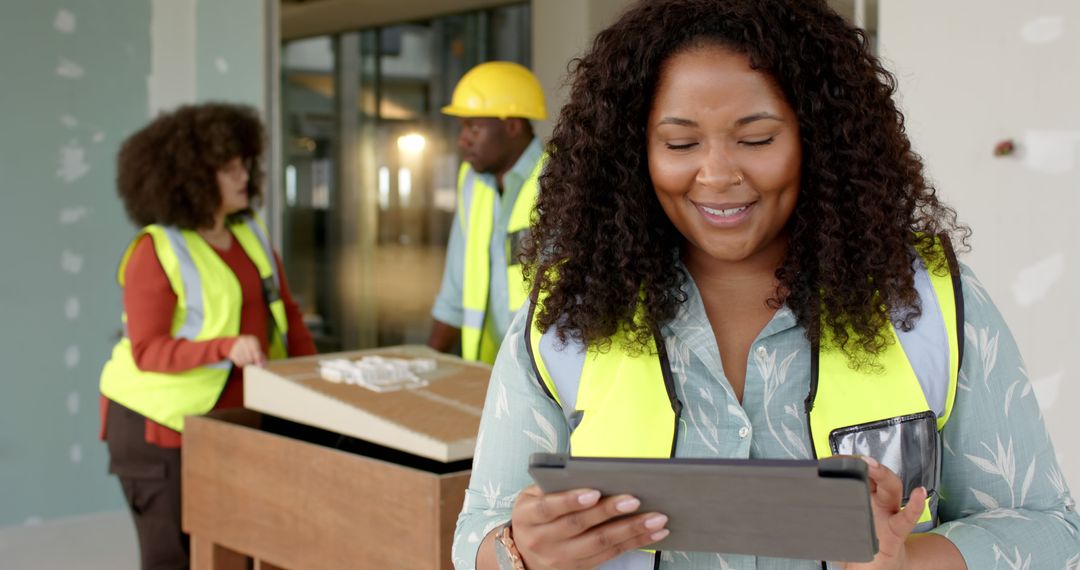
{"left": 100, "top": 233, "right": 317, "bottom": 448}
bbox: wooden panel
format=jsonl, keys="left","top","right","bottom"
{"left": 183, "top": 411, "right": 468, "bottom": 570}
{"left": 250, "top": 346, "right": 489, "bottom": 444}
{"left": 436, "top": 472, "right": 471, "bottom": 567}
{"left": 191, "top": 535, "right": 248, "bottom": 570}
{"left": 254, "top": 560, "right": 287, "bottom": 570}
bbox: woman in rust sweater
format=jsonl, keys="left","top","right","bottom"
{"left": 98, "top": 103, "right": 316, "bottom": 570}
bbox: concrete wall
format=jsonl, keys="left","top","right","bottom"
{"left": 0, "top": 0, "right": 265, "bottom": 533}
{"left": 879, "top": 0, "right": 1080, "bottom": 494}
{"left": 531, "top": 0, "right": 634, "bottom": 140}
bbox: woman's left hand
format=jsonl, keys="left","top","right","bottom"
{"left": 836, "top": 456, "right": 928, "bottom": 570}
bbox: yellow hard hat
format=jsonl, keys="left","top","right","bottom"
{"left": 441, "top": 61, "right": 547, "bottom": 120}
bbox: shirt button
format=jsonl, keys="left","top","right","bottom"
{"left": 738, "top": 426, "right": 750, "bottom": 438}
{"left": 755, "top": 346, "right": 767, "bottom": 358}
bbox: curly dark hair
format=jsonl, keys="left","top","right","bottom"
{"left": 525, "top": 0, "right": 970, "bottom": 362}
{"left": 117, "top": 102, "right": 265, "bottom": 229}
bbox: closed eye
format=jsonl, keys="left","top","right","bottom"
{"left": 665, "top": 142, "right": 698, "bottom": 151}
{"left": 741, "top": 137, "right": 775, "bottom": 147}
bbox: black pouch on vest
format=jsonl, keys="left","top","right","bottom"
{"left": 829, "top": 411, "right": 938, "bottom": 502}
{"left": 261, "top": 276, "right": 281, "bottom": 304}
{"left": 507, "top": 229, "right": 531, "bottom": 266}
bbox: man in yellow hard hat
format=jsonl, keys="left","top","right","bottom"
{"left": 428, "top": 61, "right": 547, "bottom": 364}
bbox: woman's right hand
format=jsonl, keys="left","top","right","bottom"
{"left": 227, "top": 335, "right": 266, "bottom": 368}
{"left": 511, "top": 484, "right": 670, "bottom": 569}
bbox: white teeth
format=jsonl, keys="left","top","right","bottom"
{"left": 701, "top": 205, "right": 748, "bottom": 217}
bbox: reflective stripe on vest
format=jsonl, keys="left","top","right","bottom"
{"left": 99, "top": 215, "right": 288, "bottom": 432}
{"left": 460, "top": 154, "right": 545, "bottom": 363}
{"left": 234, "top": 216, "right": 289, "bottom": 359}
{"left": 526, "top": 240, "right": 963, "bottom": 563}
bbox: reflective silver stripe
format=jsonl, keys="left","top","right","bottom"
{"left": 539, "top": 323, "right": 587, "bottom": 414}
{"left": 243, "top": 216, "right": 288, "bottom": 351}
{"left": 463, "top": 308, "right": 485, "bottom": 330}
{"left": 206, "top": 360, "right": 232, "bottom": 370}
{"left": 895, "top": 258, "right": 948, "bottom": 416}
{"left": 243, "top": 217, "right": 280, "bottom": 292}
{"left": 460, "top": 167, "right": 476, "bottom": 229}
{"left": 163, "top": 226, "right": 204, "bottom": 340}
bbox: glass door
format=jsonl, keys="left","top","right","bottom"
{"left": 279, "top": 4, "right": 531, "bottom": 352}
{"left": 281, "top": 36, "right": 339, "bottom": 351}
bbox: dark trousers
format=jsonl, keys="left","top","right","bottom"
{"left": 105, "top": 400, "right": 190, "bottom": 570}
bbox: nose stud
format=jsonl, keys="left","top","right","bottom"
{"left": 733, "top": 173, "right": 744, "bottom": 186}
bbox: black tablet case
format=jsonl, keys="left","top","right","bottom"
{"left": 529, "top": 453, "right": 877, "bottom": 563}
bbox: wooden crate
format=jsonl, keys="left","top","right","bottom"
{"left": 182, "top": 409, "right": 471, "bottom": 570}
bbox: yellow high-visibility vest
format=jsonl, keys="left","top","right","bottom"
{"left": 527, "top": 240, "right": 962, "bottom": 532}
{"left": 460, "top": 154, "right": 546, "bottom": 363}
{"left": 99, "top": 216, "right": 288, "bottom": 432}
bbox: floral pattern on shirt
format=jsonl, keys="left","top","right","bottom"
{"left": 453, "top": 264, "right": 1080, "bottom": 569}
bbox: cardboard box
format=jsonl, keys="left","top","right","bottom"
{"left": 182, "top": 346, "right": 490, "bottom": 570}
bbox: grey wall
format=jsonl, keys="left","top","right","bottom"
{"left": 0, "top": 0, "right": 265, "bottom": 529}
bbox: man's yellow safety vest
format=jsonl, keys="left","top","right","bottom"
{"left": 99, "top": 216, "right": 288, "bottom": 432}
{"left": 460, "top": 154, "right": 546, "bottom": 363}
{"left": 526, "top": 241, "right": 963, "bottom": 540}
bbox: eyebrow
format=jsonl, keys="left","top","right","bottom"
{"left": 735, "top": 112, "right": 783, "bottom": 126}
{"left": 656, "top": 112, "right": 784, "bottom": 128}
{"left": 657, "top": 117, "right": 698, "bottom": 127}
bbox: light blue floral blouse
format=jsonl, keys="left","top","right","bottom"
{"left": 453, "top": 264, "right": 1080, "bottom": 569}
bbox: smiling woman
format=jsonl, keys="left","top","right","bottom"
{"left": 646, "top": 47, "right": 801, "bottom": 273}
{"left": 453, "top": 1, "right": 1080, "bottom": 569}
{"left": 646, "top": 46, "right": 804, "bottom": 395}
{"left": 527, "top": 2, "right": 963, "bottom": 362}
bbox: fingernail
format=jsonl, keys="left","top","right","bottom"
{"left": 645, "top": 514, "right": 668, "bottom": 529}
{"left": 615, "top": 498, "right": 641, "bottom": 513}
{"left": 861, "top": 455, "right": 879, "bottom": 468}
{"left": 578, "top": 490, "right": 601, "bottom": 505}
{"left": 650, "top": 529, "right": 670, "bottom": 541}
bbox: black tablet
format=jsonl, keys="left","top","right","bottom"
{"left": 529, "top": 453, "right": 877, "bottom": 563}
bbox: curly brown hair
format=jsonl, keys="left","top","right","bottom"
{"left": 525, "top": 0, "right": 970, "bottom": 361}
{"left": 117, "top": 102, "right": 265, "bottom": 229}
